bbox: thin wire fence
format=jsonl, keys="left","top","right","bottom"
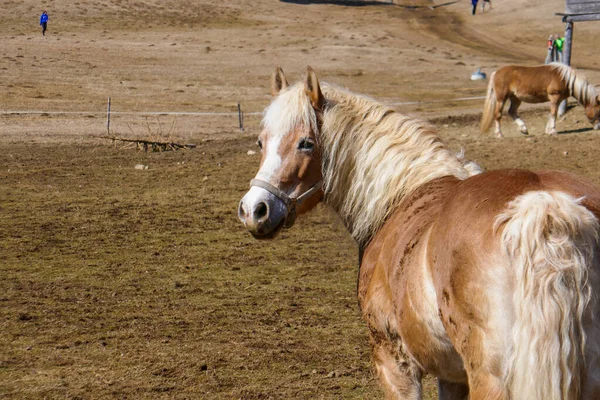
{"left": 0, "top": 95, "right": 486, "bottom": 116}
{"left": 0, "top": 94, "right": 489, "bottom": 144}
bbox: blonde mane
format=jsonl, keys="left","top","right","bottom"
{"left": 264, "top": 82, "right": 481, "bottom": 245}
{"left": 551, "top": 63, "right": 598, "bottom": 107}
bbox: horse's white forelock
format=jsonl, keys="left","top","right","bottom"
{"left": 551, "top": 63, "right": 598, "bottom": 106}
{"left": 262, "top": 82, "right": 318, "bottom": 139}
{"left": 263, "top": 82, "right": 481, "bottom": 245}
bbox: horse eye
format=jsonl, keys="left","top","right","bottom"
{"left": 256, "top": 139, "right": 263, "bottom": 150}
{"left": 297, "top": 138, "right": 314, "bottom": 151}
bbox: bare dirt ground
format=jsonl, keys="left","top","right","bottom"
{"left": 1, "top": 0, "right": 600, "bottom": 399}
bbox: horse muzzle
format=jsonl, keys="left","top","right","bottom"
{"left": 238, "top": 179, "right": 322, "bottom": 239}
{"left": 238, "top": 187, "right": 290, "bottom": 239}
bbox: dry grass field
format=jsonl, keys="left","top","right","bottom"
{"left": 1, "top": 0, "right": 600, "bottom": 399}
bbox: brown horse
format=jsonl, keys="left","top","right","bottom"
{"left": 238, "top": 67, "right": 600, "bottom": 399}
{"left": 480, "top": 63, "right": 600, "bottom": 138}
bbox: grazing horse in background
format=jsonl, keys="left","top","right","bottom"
{"left": 238, "top": 66, "right": 600, "bottom": 399}
{"left": 480, "top": 63, "right": 600, "bottom": 138}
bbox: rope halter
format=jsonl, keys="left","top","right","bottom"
{"left": 249, "top": 178, "right": 323, "bottom": 228}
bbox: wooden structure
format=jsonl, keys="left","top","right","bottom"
{"left": 561, "top": 0, "right": 600, "bottom": 62}
{"left": 557, "top": 0, "right": 600, "bottom": 64}
{"left": 564, "top": 0, "right": 600, "bottom": 21}
{"left": 556, "top": 0, "right": 600, "bottom": 114}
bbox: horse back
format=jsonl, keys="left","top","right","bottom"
{"left": 432, "top": 169, "right": 600, "bottom": 254}
{"left": 494, "top": 65, "right": 567, "bottom": 100}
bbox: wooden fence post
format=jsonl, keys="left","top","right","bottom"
{"left": 238, "top": 102, "right": 244, "bottom": 132}
{"left": 107, "top": 97, "right": 112, "bottom": 135}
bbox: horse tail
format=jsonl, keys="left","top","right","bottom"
{"left": 496, "top": 190, "right": 598, "bottom": 400}
{"left": 480, "top": 71, "right": 496, "bottom": 133}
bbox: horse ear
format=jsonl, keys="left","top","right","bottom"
{"left": 304, "top": 66, "right": 324, "bottom": 111}
{"left": 270, "top": 66, "right": 288, "bottom": 97}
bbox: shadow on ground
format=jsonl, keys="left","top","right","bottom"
{"left": 559, "top": 126, "right": 595, "bottom": 135}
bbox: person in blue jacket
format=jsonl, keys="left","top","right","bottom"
{"left": 40, "top": 11, "right": 49, "bottom": 36}
{"left": 471, "top": 0, "right": 478, "bottom": 15}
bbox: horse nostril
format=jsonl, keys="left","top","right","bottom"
{"left": 238, "top": 200, "right": 247, "bottom": 220}
{"left": 254, "top": 202, "right": 268, "bottom": 220}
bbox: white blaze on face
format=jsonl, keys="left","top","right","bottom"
{"left": 242, "top": 129, "right": 285, "bottom": 214}
{"left": 256, "top": 134, "right": 282, "bottom": 183}
{"left": 252, "top": 95, "right": 296, "bottom": 191}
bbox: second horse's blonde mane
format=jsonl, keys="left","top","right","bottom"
{"left": 551, "top": 63, "right": 598, "bottom": 107}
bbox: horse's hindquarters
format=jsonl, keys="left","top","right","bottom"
{"left": 429, "top": 169, "right": 600, "bottom": 399}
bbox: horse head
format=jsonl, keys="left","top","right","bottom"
{"left": 588, "top": 95, "right": 600, "bottom": 129}
{"left": 238, "top": 67, "right": 325, "bottom": 239}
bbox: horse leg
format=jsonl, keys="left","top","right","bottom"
{"left": 456, "top": 328, "right": 508, "bottom": 400}
{"left": 545, "top": 95, "right": 560, "bottom": 135}
{"left": 508, "top": 98, "right": 528, "bottom": 135}
{"left": 372, "top": 336, "right": 423, "bottom": 399}
{"left": 493, "top": 99, "right": 505, "bottom": 138}
{"left": 582, "top": 270, "right": 600, "bottom": 398}
{"left": 438, "top": 290, "right": 509, "bottom": 399}
{"left": 582, "top": 328, "right": 600, "bottom": 398}
{"left": 467, "top": 373, "right": 507, "bottom": 400}
{"left": 437, "top": 380, "right": 469, "bottom": 400}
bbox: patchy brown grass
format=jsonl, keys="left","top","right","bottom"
{"left": 0, "top": 137, "right": 381, "bottom": 398}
